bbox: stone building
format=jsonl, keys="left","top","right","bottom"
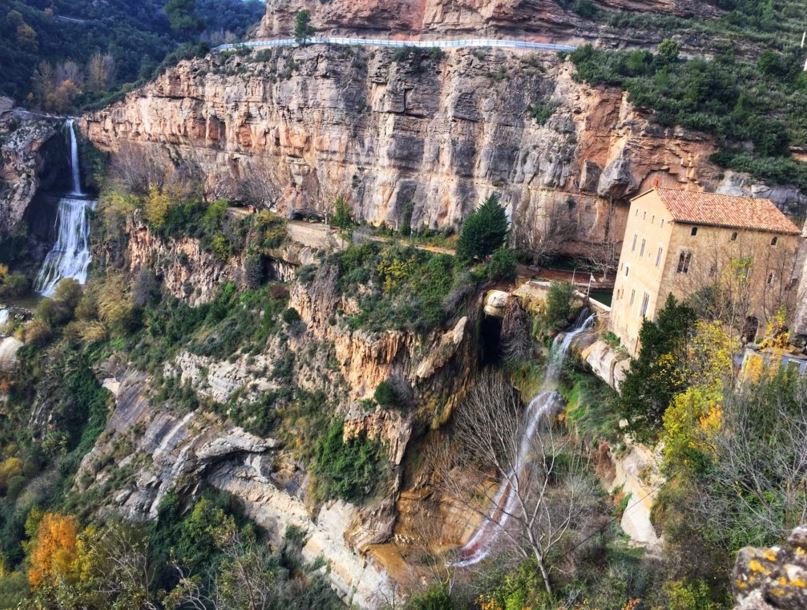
{"left": 610, "top": 188, "right": 802, "bottom": 356}
{"left": 792, "top": 220, "right": 807, "bottom": 341}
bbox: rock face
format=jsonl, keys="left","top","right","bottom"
{"left": 0, "top": 100, "right": 66, "bottom": 238}
{"left": 733, "top": 526, "right": 807, "bottom": 610}
{"left": 82, "top": 46, "right": 724, "bottom": 259}
{"left": 257, "top": 0, "right": 720, "bottom": 38}
{"left": 125, "top": 219, "right": 243, "bottom": 305}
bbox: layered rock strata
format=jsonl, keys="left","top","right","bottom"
{"left": 82, "top": 46, "right": 727, "bottom": 259}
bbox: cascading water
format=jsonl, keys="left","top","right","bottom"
{"left": 454, "top": 310, "right": 596, "bottom": 568}
{"left": 34, "top": 119, "right": 96, "bottom": 297}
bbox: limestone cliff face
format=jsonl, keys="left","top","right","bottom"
{"left": 257, "top": 0, "right": 720, "bottom": 39}
{"left": 82, "top": 46, "right": 723, "bottom": 259}
{"left": 0, "top": 99, "right": 65, "bottom": 238}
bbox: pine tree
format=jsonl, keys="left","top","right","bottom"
{"left": 619, "top": 294, "right": 697, "bottom": 440}
{"left": 456, "top": 194, "right": 509, "bottom": 262}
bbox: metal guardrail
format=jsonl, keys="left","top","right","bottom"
{"left": 215, "top": 37, "right": 578, "bottom": 53}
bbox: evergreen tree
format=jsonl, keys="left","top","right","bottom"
{"left": 619, "top": 294, "right": 696, "bottom": 441}
{"left": 165, "top": 0, "right": 204, "bottom": 38}
{"left": 456, "top": 194, "right": 509, "bottom": 262}
{"left": 294, "top": 10, "right": 314, "bottom": 44}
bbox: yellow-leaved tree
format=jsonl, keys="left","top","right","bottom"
{"left": 661, "top": 321, "right": 738, "bottom": 472}
{"left": 27, "top": 512, "right": 81, "bottom": 588}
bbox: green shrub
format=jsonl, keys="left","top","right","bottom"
{"left": 544, "top": 281, "right": 575, "bottom": 332}
{"left": 406, "top": 583, "right": 456, "bottom": 610}
{"left": 313, "top": 420, "right": 383, "bottom": 502}
{"left": 373, "top": 380, "right": 401, "bottom": 409}
{"left": 486, "top": 247, "right": 517, "bottom": 281}
{"left": 335, "top": 243, "right": 461, "bottom": 333}
{"left": 282, "top": 307, "right": 300, "bottom": 325}
{"left": 529, "top": 100, "right": 559, "bottom": 125}
{"left": 331, "top": 196, "right": 353, "bottom": 231}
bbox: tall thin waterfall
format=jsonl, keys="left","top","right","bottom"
{"left": 454, "top": 310, "right": 596, "bottom": 568}
{"left": 34, "top": 119, "right": 96, "bottom": 297}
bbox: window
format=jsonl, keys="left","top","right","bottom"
{"left": 631, "top": 233, "right": 638, "bottom": 252}
{"left": 655, "top": 247, "right": 663, "bottom": 267}
{"left": 691, "top": 226, "right": 698, "bottom": 236}
{"left": 677, "top": 250, "right": 692, "bottom": 274}
{"left": 630, "top": 289, "right": 635, "bottom": 306}
{"left": 635, "top": 208, "right": 639, "bottom": 216}
{"left": 640, "top": 238, "right": 646, "bottom": 257}
{"left": 625, "top": 265, "right": 630, "bottom": 277}
{"left": 643, "top": 211, "right": 647, "bottom": 220}
{"left": 640, "top": 293, "right": 650, "bottom": 318}
{"left": 651, "top": 215, "right": 655, "bottom": 224}
{"left": 771, "top": 236, "right": 778, "bottom": 246}
{"left": 709, "top": 264, "right": 717, "bottom": 277}
{"left": 661, "top": 219, "right": 665, "bottom": 228}
{"left": 767, "top": 271, "right": 775, "bottom": 285}
{"left": 731, "top": 231, "right": 738, "bottom": 241}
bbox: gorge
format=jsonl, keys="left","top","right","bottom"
{"left": 0, "top": 1, "right": 805, "bottom": 609}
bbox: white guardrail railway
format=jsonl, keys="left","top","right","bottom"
{"left": 215, "top": 37, "right": 578, "bottom": 53}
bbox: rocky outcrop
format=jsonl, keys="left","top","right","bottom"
{"left": 733, "top": 526, "right": 807, "bottom": 610}
{"left": 257, "top": 0, "right": 720, "bottom": 39}
{"left": 82, "top": 46, "right": 725, "bottom": 259}
{"left": 125, "top": 220, "right": 242, "bottom": 306}
{"left": 0, "top": 100, "right": 66, "bottom": 238}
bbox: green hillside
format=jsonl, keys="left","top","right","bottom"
{"left": 0, "top": 0, "right": 264, "bottom": 108}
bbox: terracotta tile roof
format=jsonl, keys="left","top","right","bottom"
{"left": 643, "top": 188, "right": 801, "bottom": 235}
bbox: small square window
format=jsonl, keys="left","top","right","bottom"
{"left": 731, "top": 232, "right": 738, "bottom": 241}
{"left": 771, "top": 236, "right": 778, "bottom": 246}
{"left": 691, "top": 226, "right": 698, "bottom": 236}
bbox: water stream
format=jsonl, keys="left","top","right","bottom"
{"left": 454, "top": 310, "right": 596, "bottom": 568}
{"left": 34, "top": 119, "right": 96, "bottom": 297}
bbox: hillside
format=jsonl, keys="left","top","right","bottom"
{"left": 0, "top": 0, "right": 264, "bottom": 107}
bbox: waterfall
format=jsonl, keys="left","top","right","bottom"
{"left": 34, "top": 119, "right": 96, "bottom": 297}
{"left": 66, "top": 118, "right": 82, "bottom": 195}
{"left": 454, "top": 310, "right": 596, "bottom": 568}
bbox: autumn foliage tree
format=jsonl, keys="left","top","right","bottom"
{"left": 27, "top": 512, "right": 81, "bottom": 588}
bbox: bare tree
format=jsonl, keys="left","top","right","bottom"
{"left": 87, "top": 52, "right": 117, "bottom": 93}
{"left": 166, "top": 529, "right": 282, "bottom": 610}
{"left": 236, "top": 157, "right": 282, "bottom": 211}
{"left": 437, "top": 370, "right": 599, "bottom": 596}
{"left": 501, "top": 299, "right": 533, "bottom": 364}
{"left": 110, "top": 142, "right": 169, "bottom": 194}
{"left": 694, "top": 375, "right": 807, "bottom": 544}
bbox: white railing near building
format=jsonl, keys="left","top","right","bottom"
{"left": 215, "top": 37, "right": 578, "bottom": 53}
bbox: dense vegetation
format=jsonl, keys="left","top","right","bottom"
{"left": 569, "top": 2, "right": 807, "bottom": 189}
{"left": 0, "top": 0, "right": 263, "bottom": 109}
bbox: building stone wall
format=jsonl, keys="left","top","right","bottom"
{"left": 611, "top": 191, "right": 800, "bottom": 356}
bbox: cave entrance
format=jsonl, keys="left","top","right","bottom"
{"left": 479, "top": 315, "right": 503, "bottom": 366}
